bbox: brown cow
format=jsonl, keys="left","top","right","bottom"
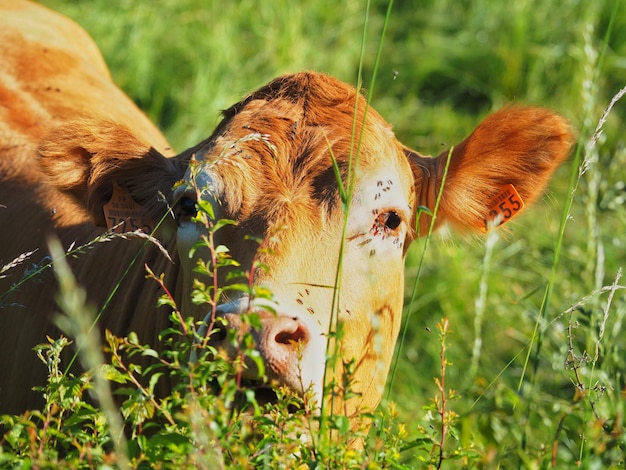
{"left": 0, "top": 0, "right": 575, "bottom": 419}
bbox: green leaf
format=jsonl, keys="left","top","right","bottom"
{"left": 331, "top": 415, "right": 351, "bottom": 434}
{"left": 148, "top": 372, "right": 163, "bottom": 393}
{"left": 197, "top": 199, "right": 215, "bottom": 219}
{"left": 142, "top": 348, "right": 159, "bottom": 359}
{"left": 328, "top": 142, "right": 347, "bottom": 206}
{"left": 128, "top": 331, "right": 139, "bottom": 345}
{"left": 100, "top": 364, "right": 128, "bottom": 384}
{"left": 417, "top": 205, "right": 433, "bottom": 216}
{"left": 213, "top": 218, "right": 237, "bottom": 232}
{"left": 214, "top": 244, "right": 231, "bottom": 254}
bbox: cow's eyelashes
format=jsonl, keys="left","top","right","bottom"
{"left": 178, "top": 196, "right": 198, "bottom": 219}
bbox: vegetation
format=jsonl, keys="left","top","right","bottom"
{"left": 2, "top": 0, "right": 626, "bottom": 467}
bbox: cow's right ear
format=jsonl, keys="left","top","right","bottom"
{"left": 406, "top": 107, "right": 575, "bottom": 235}
{"left": 38, "top": 118, "right": 183, "bottom": 228}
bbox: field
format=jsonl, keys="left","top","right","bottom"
{"left": 3, "top": 0, "right": 626, "bottom": 467}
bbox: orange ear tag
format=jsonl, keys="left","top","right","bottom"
{"left": 103, "top": 184, "right": 154, "bottom": 233}
{"left": 481, "top": 184, "right": 524, "bottom": 231}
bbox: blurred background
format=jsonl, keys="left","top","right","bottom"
{"left": 40, "top": 0, "right": 626, "bottom": 465}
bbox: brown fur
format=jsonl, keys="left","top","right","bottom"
{"left": 408, "top": 106, "right": 575, "bottom": 234}
{"left": 0, "top": 0, "right": 178, "bottom": 413}
{"left": 0, "top": 0, "right": 574, "bottom": 418}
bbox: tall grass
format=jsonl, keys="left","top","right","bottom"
{"left": 11, "top": 0, "right": 626, "bottom": 466}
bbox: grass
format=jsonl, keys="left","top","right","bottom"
{"left": 3, "top": 0, "right": 626, "bottom": 467}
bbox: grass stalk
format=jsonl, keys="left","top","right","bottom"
{"left": 521, "top": 3, "right": 622, "bottom": 392}
{"left": 49, "top": 239, "right": 130, "bottom": 470}
{"left": 320, "top": 0, "right": 394, "bottom": 438}
{"left": 434, "top": 318, "right": 451, "bottom": 469}
{"left": 517, "top": 3, "right": 623, "bottom": 457}
{"left": 469, "top": 227, "right": 499, "bottom": 380}
{"left": 318, "top": 0, "right": 373, "bottom": 434}
{"left": 387, "top": 146, "right": 454, "bottom": 399}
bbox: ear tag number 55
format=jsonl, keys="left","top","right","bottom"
{"left": 482, "top": 184, "right": 524, "bottom": 231}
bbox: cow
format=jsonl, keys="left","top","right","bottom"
{"left": 0, "top": 0, "right": 574, "bottom": 421}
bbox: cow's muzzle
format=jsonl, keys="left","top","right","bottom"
{"left": 192, "top": 299, "right": 312, "bottom": 395}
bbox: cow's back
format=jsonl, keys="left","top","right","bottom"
{"left": 0, "top": 0, "right": 171, "bottom": 151}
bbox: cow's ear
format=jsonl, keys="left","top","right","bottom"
{"left": 39, "top": 118, "right": 182, "bottom": 228}
{"left": 407, "top": 107, "right": 575, "bottom": 235}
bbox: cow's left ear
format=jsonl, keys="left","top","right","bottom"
{"left": 406, "top": 106, "right": 576, "bottom": 235}
{"left": 39, "top": 118, "right": 183, "bottom": 228}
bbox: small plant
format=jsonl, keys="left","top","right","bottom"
{"left": 402, "top": 318, "right": 480, "bottom": 469}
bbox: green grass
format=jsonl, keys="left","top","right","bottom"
{"left": 8, "top": 0, "right": 626, "bottom": 466}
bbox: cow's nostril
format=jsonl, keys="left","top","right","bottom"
{"left": 275, "top": 323, "right": 308, "bottom": 345}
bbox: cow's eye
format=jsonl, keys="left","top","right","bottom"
{"left": 384, "top": 211, "right": 402, "bottom": 230}
{"left": 372, "top": 210, "right": 403, "bottom": 237}
{"left": 179, "top": 196, "right": 198, "bottom": 218}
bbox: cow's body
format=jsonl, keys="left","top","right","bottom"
{"left": 0, "top": 0, "right": 574, "bottom": 418}
{"left": 0, "top": 0, "right": 176, "bottom": 414}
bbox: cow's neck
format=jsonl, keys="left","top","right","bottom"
{"left": 58, "top": 224, "right": 183, "bottom": 346}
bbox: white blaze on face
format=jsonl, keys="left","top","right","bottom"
{"left": 337, "top": 163, "right": 413, "bottom": 402}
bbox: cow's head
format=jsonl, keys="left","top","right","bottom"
{"left": 39, "top": 72, "right": 574, "bottom": 418}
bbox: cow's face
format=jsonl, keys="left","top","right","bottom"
{"left": 173, "top": 75, "right": 415, "bottom": 414}
{"left": 39, "top": 71, "right": 573, "bottom": 419}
